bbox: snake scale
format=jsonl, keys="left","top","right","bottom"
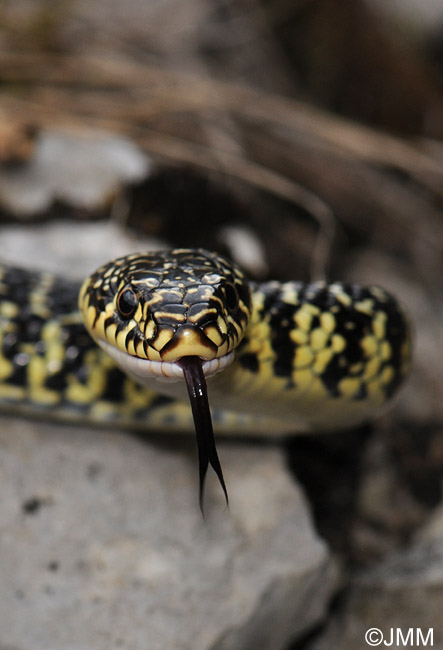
{"left": 0, "top": 248, "right": 411, "bottom": 503}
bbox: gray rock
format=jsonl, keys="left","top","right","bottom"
{"left": 0, "top": 416, "right": 339, "bottom": 650}
{"left": 338, "top": 541, "right": 443, "bottom": 649}
{"left": 307, "top": 515, "right": 443, "bottom": 650}
{"left": 0, "top": 129, "right": 149, "bottom": 216}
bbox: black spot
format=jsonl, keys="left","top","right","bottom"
{"left": 353, "top": 382, "right": 368, "bottom": 400}
{"left": 100, "top": 367, "right": 126, "bottom": 403}
{"left": 45, "top": 370, "right": 67, "bottom": 391}
{"left": 263, "top": 289, "right": 297, "bottom": 379}
{"left": 239, "top": 352, "right": 259, "bottom": 373}
{"left": 22, "top": 496, "right": 44, "bottom": 515}
{"left": 224, "top": 283, "right": 239, "bottom": 313}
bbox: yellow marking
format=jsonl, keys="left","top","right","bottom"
{"left": 65, "top": 350, "right": 111, "bottom": 404}
{"left": 0, "top": 383, "right": 25, "bottom": 400}
{"left": 20, "top": 343, "right": 37, "bottom": 356}
{"left": 290, "top": 328, "right": 308, "bottom": 345}
{"left": 155, "top": 311, "right": 186, "bottom": 323}
{"left": 361, "top": 335, "right": 378, "bottom": 358}
{"left": 105, "top": 322, "right": 118, "bottom": 343}
{"left": 293, "top": 367, "right": 314, "bottom": 389}
{"left": 310, "top": 327, "right": 329, "bottom": 351}
{"left": 336, "top": 293, "right": 352, "bottom": 306}
{"left": 355, "top": 298, "right": 374, "bottom": 315}
{"left": 152, "top": 328, "right": 174, "bottom": 352}
{"left": 161, "top": 327, "right": 215, "bottom": 361}
{"left": 0, "top": 301, "right": 19, "bottom": 319}
{"left": 381, "top": 365, "right": 394, "bottom": 385}
{"left": 380, "top": 341, "right": 391, "bottom": 361}
{"left": 365, "top": 377, "right": 384, "bottom": 400}
{"left": 91, "top": 401, "right": 120, "bottom": 419}
{"left": 331, "top": 334, "right": 346, "bottom": 353}
{"left": 42, "top": 322, "right": 65, "bottom": 368}
{"left": 0, "top": 357, "right": 13, "bottom": 380}
{"left": 281, "top": 285, "right": 299, "bottom": 305}
{"left": 313, "top": 347, "right": 334, "bottom": 374}
{"left": 144, "top": 319, "right": 156, "bottom": 340}
{"left": 363, "top": 356, "right": 381, "bottom": 380}
{"left": 330, "top": 286, "right": 352, "bottom": 306}
{"left": 349, "top": 362, "right": 363, "bottom": 375}
{"left": 127, "top": 337, "right": 136, "bottom": 356}
{"left": 189, "top": 307, "right": 217, "bottom": 324}
{"left": 124, "top": 380, "right": 156, "bottom": 410}
{"left": 136, "top": 341, "right": 148, "bottom": 359}
{"left": 146, "top": 345, "right": 161, "bottom": 361}
{"left": 217, "top": 316, "right": 227, "bottom": 335}
{"left": 294, "top": 345, "right": 315, "bottom": 369}
{"left": 294, "top": 307, "right": 313, "bottom": 332}
{"left": 204, "top": 325, "right": 223, "bottom": 347}
{"left": 218, "top": 340, "right": 229, "bottom": 357}
{"left": 85, "top": 304, "right": 96, "bottom": 327}
{"left": 66, "top": 381, "right": 95, "bottom": 404}
{"left": 116, "top": 329, "right": 129, "bottom": 351}
{"left": 93, "top": 312, "right": 107, "bottom": 340}
{"left": 27, "top": 356, "right": 60, "bottom": 405}
{"left": 320, "top": 312, "right": 336, "bottom": 334}
{"left": 373, "top": 312, "right": 387, "bottom": 340}
{"left": 338, "top": 377, "right": 361, "bottom": 398}
{"left": 309, "top": 376, "right": 329, "bottom": 398}
{"left": 134, "top": 303, "right": 143, "bottom": 321}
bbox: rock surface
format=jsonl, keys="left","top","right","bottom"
{"left": 307, "top": 502, "right": 443, "bottom": 650}
{"left": 0, "top": 129, "right": 149, "bottom": 216}
{"left": 0, "top": 416, "right": 339, "bottom": 650}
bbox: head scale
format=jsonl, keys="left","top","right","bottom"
{"left": 79, "top": 248, "right": 252, "bottom": 366}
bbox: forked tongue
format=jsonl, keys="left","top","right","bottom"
{"left": 178, "top": 356, "right": 228, "bottom": 512}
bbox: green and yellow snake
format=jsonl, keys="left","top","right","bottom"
{"left": 0, "top": 248, "right": 412, "bottom": 504}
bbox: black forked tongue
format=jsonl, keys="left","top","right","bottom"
{"left": 178, "top": 356, "right": 228, "bottom": 513}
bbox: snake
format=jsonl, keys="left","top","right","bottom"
{"left": 0, "top": 248, "right": 412, "bottom": 506}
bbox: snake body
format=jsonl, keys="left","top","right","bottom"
{"left": 0, "top": 248, "right": 411, "bottom": 500}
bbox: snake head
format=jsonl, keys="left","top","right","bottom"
{"left": 78, "top": 248, "right": 252, "bottom": 382}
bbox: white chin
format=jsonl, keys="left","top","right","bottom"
{"left": 96, "top": 339, "right": 234, "bottom": 384}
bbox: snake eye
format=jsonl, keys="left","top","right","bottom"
{"left": 117, "top": 287, "right": 138, "bottom": 319}
{"left": 224, "top": 283, "right": 239, "bottom": 313}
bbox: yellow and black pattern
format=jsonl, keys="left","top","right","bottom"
{"left": 212, "top": 279, "right": 412, "bottom": 431}
{"left": 0, "top": 261, "right": 178, "bottom": 424}
{"left": 0, "top": 250, "right": 412, "bottom": 435}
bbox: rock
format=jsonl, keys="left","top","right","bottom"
{"left": 0, "top": 129, "right": 150, "bottom": 217}
{"left": 0, "top": 416, "right": 339, "bottom": 650}
{"left": 306, "top": 508, "right": 443, "bottom": 649}
{"left": 338, "top": 540, "right": 443, "bottom": 649}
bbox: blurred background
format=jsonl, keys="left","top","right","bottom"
{"left": 0, "top": 0, "right": 442, "bottom": 648}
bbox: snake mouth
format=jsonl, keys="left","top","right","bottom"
{"left": 95, "top": 339, "right": 234, "bottom": 384}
